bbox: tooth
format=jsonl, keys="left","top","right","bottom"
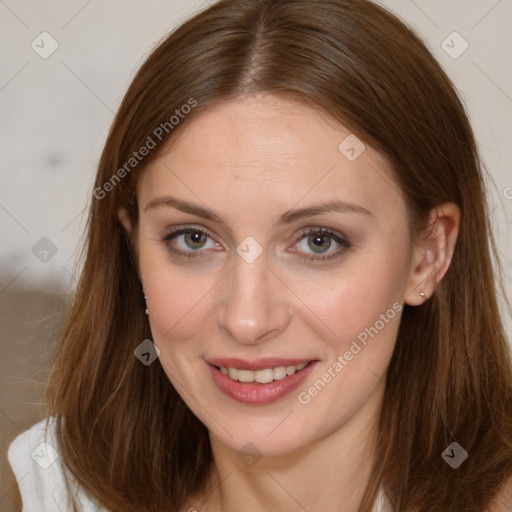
{"left": 223, "top": 363, "right": 310, "bottom": 382}
{"left": 237, "top": 370, "right": 255, "bottom": 382}
{"left": 255, "top": 368, "right": 274, "bottom": 383}
{"left": 286, "top": 366, "right": 296, "bottom": 376}
{"left": 273, "top": 366, "right": 287, "bottom": 380}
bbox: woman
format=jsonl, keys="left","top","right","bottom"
{"left": 9, "top": 0, "right": 512, "bottom": 510}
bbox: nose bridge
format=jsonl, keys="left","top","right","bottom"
{"left": 217, "top": 252, "right": 288, "bottom": 344}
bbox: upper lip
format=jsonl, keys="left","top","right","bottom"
{"left": 206, "top": 357, "right": 315, "bottom": 371}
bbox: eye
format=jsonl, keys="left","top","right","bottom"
{"left": 290, "top": 227, "right": 351, "bottom": 262}
{"left": 163, "top": 226, "right": 221, "bottom": 258}
{"left": 162, "top": 225, "right": 351, "bottom": 262}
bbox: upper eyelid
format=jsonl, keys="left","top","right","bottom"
{"left": 294, "top": 228, "right": 350, "bottom": 253}
{"left": 163, "top": 225, "right": 219, "bottom": 243}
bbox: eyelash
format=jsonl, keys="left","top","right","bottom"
{"left": 162, "top": 226, "right": 351, "bottom": 262}
{"left": 294, "top": 227, "right": 351, "bottom": 262}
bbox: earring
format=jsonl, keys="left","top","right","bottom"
{"left": 419, "top": 291, "right": 425, "bottom": 298}
{"left": 144, "top": 295, "right": 149, "bottom": 315}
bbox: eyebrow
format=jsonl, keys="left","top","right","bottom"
{"left": 144, "top": 195, "right": 373, "bottom": 226}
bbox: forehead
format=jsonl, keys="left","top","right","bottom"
{"left": 137, "top": 94, "right": 404, "bottom": 225}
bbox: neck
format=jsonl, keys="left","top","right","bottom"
{"left": 200, "top": 382, "right": 384, "bottom": 512}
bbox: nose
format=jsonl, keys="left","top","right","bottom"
{"left": 216, "top": 252, "right": 291, "bottom": 345}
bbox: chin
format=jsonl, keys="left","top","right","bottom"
{"left": 211, "top": 422, "right": 311, "bottom": 459}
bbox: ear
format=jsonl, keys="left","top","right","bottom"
{"left": 118, "top": 207, "right": 133, "bottom": 236}
{"left": 404, "top": 202, "right": 460, "bottom": 306}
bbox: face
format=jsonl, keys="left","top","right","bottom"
{"left": 127, "top": 94, "right": 417, "bottom": 457}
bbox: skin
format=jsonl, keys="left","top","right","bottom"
{"left": 119, "top": 94, "right": 460, "bottom": 512}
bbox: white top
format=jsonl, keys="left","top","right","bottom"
{"left": 9, "top": 419, "right": 391, "bottom": 511}
{"left": 7, "top": 418, "right": 103, "bottom": 512}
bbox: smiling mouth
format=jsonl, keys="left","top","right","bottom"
{"left": 213, "top": 362, "right": 311, "bottom": 384}
{"left": 208, "top": 359, "right": 318, "bottom": 404}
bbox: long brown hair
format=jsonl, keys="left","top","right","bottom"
{"left": 46, "top": 0, "right": 512, "bottom": 510}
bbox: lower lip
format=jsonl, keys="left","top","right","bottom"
{"left": 207, "top": 362, "right": 317, "bottom": 405}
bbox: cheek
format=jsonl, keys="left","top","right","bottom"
{"left": 292, "top": 266, "right": 403, "bottom": 431}
{"left": 138, "top": 244, "right": 219, "bottom": 351}
{"left": 292, "top": 255, "right": 406, "bottom": 357}
{"left": 291, "top": 220, "right": 410, "bottom": 347}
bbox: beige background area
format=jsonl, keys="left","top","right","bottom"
{"left": 1, "top": 1, "right": 511, "bottom": 510}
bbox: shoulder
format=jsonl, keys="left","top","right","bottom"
{"left": 7, "top": 417, "right": 103, "bottom": 512}
{"left": 374, "top": 487, "right": 392, "bottom": 511}
{"left": 374, "top": 481, "right": 512, "bottom": 512}
{"left": 487, "top": 475, "right": 512, "bottom": 512}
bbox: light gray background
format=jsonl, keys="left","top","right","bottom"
{"left": 0, "top": 0, "right": 511, "bottom": 509}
